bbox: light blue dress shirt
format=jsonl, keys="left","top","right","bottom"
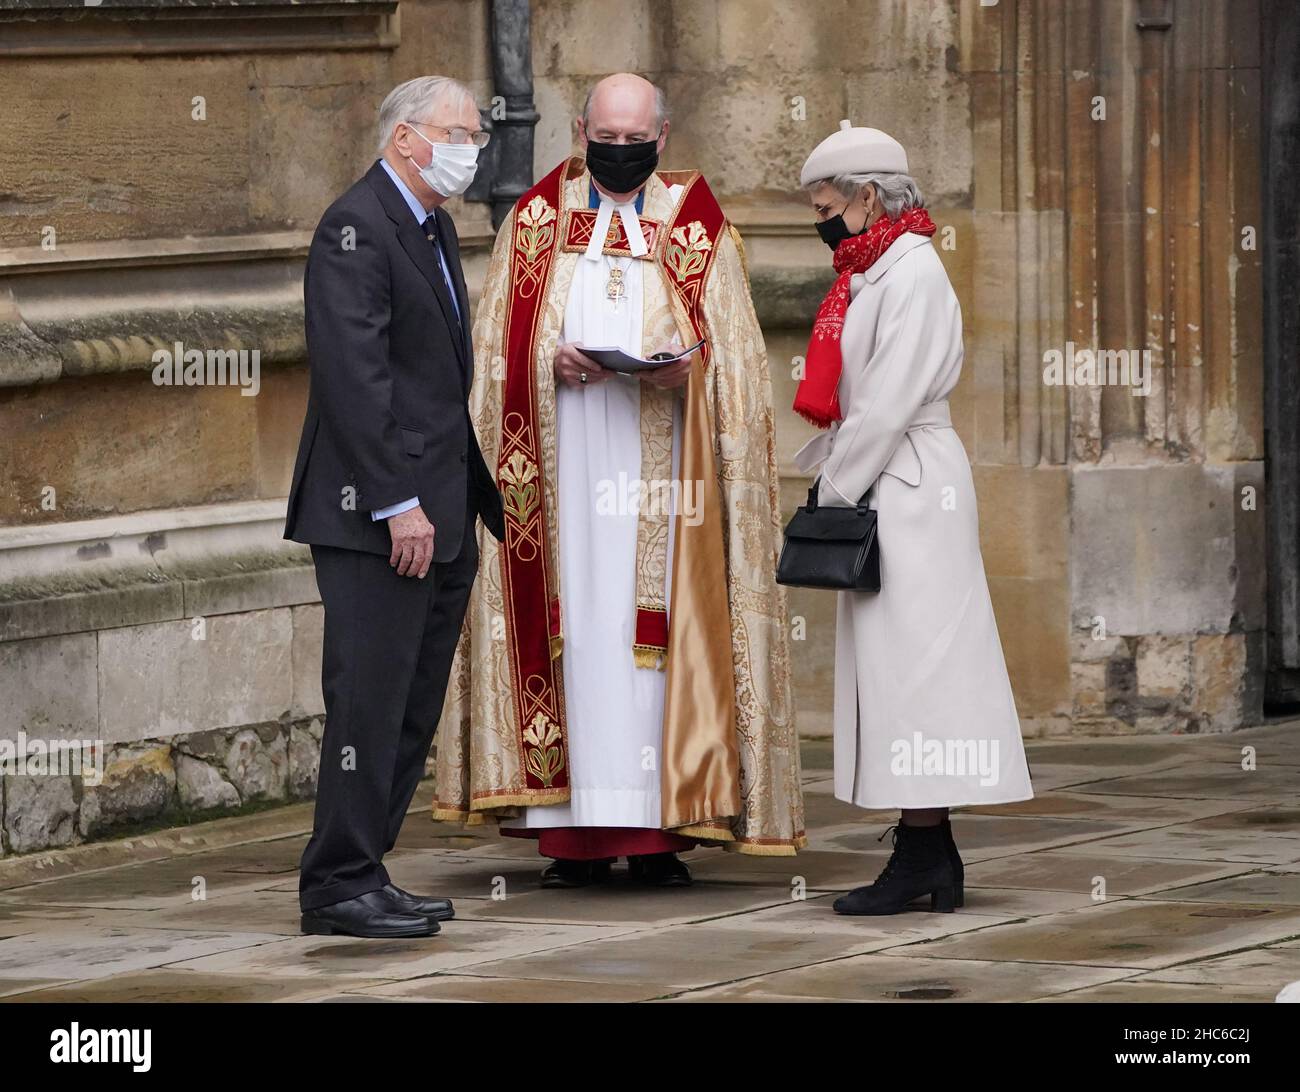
{"left": 371, "top": 158, "right": 463, "bottom": 522}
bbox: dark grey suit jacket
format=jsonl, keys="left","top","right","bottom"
{"left": 284, "top": 160, "right": 505, "bottom": 560}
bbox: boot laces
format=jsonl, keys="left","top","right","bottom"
{"left": 871, "top": 824, "right": 903, "bottom": 886}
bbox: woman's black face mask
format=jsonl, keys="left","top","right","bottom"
{"left": 816, "top": 213, "right": 856, "bottom": 250}
{"left": 585, "top": 135, "right": 661, "bottom": 193}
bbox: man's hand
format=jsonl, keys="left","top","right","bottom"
{"left": 554, "top": 341, "right": 614, "bottom": 388}
{"left": 639, "top": 341, "right": 695, "bottom": 390}
{"left": 387, "top": 505, "right": 435, "bottom": 579}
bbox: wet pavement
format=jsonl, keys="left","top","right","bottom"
{"left": 1, "top": 722, "right": 1297, "bottom": 1003}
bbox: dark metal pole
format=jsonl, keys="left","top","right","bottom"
{"left": 1263, "top": 0, "right": 1300, "bottom": 708}
{"left": 485, "top": 0, "right": 539, "bottom": 228}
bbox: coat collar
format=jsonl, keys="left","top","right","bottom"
{"left": 863, "top": 231, "right": 932, "bottom": 283}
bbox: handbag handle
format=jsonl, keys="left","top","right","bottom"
{"left": 807, "top": 475, "right": 871, "bottom": 517}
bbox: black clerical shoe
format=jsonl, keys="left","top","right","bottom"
{"left": 539, "top": 858, "right": 614, "bottom": 889}
{"left": 300, "top": 889, "right": 441, "bottom": 938}
{"left": 382, "top": 883, "right": 455, "bottom": 922}
{"left": 628, "top": 852, "right": 692, "bottom": 887}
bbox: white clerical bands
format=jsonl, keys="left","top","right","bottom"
{"left": 584, "top": 198, "right": 649, "bottom": 261}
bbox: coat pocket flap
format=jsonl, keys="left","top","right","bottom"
{"left": 880, "top": 433, "right": 922, "bottom": 486}
{"left": 400, "top": 426, "right": 425, "bottom": 456}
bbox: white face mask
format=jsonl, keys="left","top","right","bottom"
{"left": 406, "top": 125, "right": 480, "bottom": 197}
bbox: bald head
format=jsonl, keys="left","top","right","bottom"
{"left": 580, "top": 73, "right": 668, "bottom": 144}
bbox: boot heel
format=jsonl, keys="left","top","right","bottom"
{"left": 930, "top": 885, "right": 956, "bottom": 913}
{"left": 954, "top": 881, "right": 964, "bottom": 909}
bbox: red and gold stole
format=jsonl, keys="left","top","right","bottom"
{"left": 496, "top": 159, "right": 733, "bottom": 801}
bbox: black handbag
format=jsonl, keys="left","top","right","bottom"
{"left": 775, "top": 476, "right": 880, "bottom": 591}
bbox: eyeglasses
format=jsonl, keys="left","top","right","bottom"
{"left": 406, "top": 120, "right": 491, "bottom": 149}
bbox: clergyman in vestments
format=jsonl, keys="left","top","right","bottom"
{"left": 431, "top": 73, "right": 805, "bottom": 886}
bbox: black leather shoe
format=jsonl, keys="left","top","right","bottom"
{"left": 628, "top": 852, "right": 692, "bottom": 887}
{"left": 539, "top": 857, "right": 613, "bottom": 888}
{"left": 833, "top": 823, "right": 956, "bottom": 916}
{"left": 301, "top": 889, "right": 441, "bottom": 937}
{"left": 382, "top": 883, "right": 455, "bottom": 921}
{"left": 540, "top": 858, "right": 593, "bottom": 888}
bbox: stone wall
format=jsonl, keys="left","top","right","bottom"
{"left": 0, "top": 0, "right": 1270, "bottom": 854}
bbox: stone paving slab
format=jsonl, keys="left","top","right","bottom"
{"left": 965, "top": 792, "right": 1260, "bottom": 825}
{"left": 344, "top": 973, "right": 676, "bottom": 1003}
{"left": 1079, "top": 819, "right": 1300, "bottom": 866}
{"left": 455, "top": 922, "right": 896, "bottom": 991}
{"left": 1072, "top": 765, "right": 1299, "bottom": 803}
{"left": 1145, "top": 869, "right": 1300, "bottom": 906}
{"left": 1040, "top": 980, "right": 1284, "bottom": 1003}
{"left": 893, "top": 898, "right": 1300, "bottom": 970}
{"left": 963, "top": 849, "right": 1256, "bottom": 897}
{"left": 0, "top": 926, "right": 284, "bottom": 984}
{"left": 1135, "top": 943, "right": 1300, "bottom": 988}
{"left": 662, "top": 953, "right": 1138, "bottom": 1003}
{"left": 0, "top": 969, "right": 392, "bottom": 1003}
{"left": 166, "top": 920, "right": 638, "bottom": 981}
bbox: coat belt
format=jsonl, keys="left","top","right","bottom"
{"left": 792, "top": 400, "right": 952, "bottom": 475}
{"left": 906, "top": 399, "right": 951, "bottom": 431}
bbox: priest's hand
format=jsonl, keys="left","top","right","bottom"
{"left": 640, "top": 342, "right": 695, "bottom": 390}
{"left": 554, "top": 341, "right": 613, "bottom": 388}
{"left": 387, "top": 505, "right": 435, "bottom": 579}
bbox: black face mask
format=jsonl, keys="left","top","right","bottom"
{"left": 816, "top": 212, "right": 863, "bottom": 250}
{"left": 585, "top": 137, "right": 660, "bottom": 194}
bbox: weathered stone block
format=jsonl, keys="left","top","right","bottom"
{"left": 3, "top": 773, "right": 76, "bottom": 853}
{"left": 79, "top": 742, "right": 175, "bottom": 838}
{"left": 224, "top": 724, "right": 288, "bottom": 803}
{"left": 1072, "top": 464, "right": 1241, "bottom": 637}
{"left": 175, "top": 751, "right": 241, "bottom": 812}
{"left": 0, "top": 632, "right": 98, "bottom": 743}
{"left": 1136, "top": 635, "right": 1194, "bottom": 707}
{"left": 97, "top": 609, "right": 293, "bottom": 743}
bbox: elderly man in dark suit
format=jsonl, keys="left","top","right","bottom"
{"left": 284, "top": 75, "right": 504, "bottom": 938}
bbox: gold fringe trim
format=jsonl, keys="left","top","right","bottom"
{"left": 632, "top": 644, "right": 668, "bottom": 671}
{"left": 430, "top": 789, "right": 570, "bottom": 820}
{"left": 430, "top": 807, "right": 490, "bottom": 825}
{"left": 673, "top": 823, "right": 734, "bottom": 843}
{"left": 723, "top": 835, "right": 807, "bottom": 858}
{"left": 673, "top": 823, "right": 808, "bottom": 857}
{"left": 549, "top": 634, "right": 564, "bottom": 661}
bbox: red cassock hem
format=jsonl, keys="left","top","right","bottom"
{"left": 501, "top": 826, "right": 697, "bottom": 860}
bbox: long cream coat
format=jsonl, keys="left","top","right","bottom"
{"left": 795, "top": 232, "right": 1034, "bottom": 810}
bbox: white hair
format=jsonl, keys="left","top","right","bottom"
{"left": 376, "top": 76, "right": 476, "bottom": 154}
{"left": 582, "top": 82, "right": 670, "bottom": 130}
{"left": 808, "top": 171, "right": 925, "bottom": 220}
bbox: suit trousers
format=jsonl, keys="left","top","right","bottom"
{"left": 299, "top": 488, "right": 478, "bottom": 911}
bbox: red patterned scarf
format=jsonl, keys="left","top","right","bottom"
{"left": 793, "top": 206, "right": 938, "bottom": 428}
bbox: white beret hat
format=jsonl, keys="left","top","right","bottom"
{"left": 799, "top": 119, "right": 909, "bottom": 187}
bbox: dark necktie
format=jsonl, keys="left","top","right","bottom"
{"left": 423, "top": 215, "right": 462, "bottom": 330}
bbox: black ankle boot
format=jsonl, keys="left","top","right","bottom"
{"left": 833, "top": 822, "right": 957, "bottom": 915}
{"left": 940, "top": 816, "right": 964, "bottom": 908}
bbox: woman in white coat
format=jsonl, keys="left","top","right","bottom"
{"left": 793, "top": 122, "right": 1033, "bottom": 915}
